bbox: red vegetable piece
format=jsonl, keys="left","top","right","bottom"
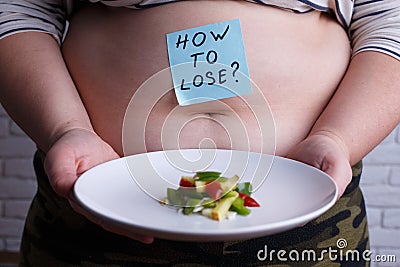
{"left": 238, "top": 193, "right": 260, "bottom": 207}
{"left": 179, "top": 176, "right": 195, "bottom": 187}
{"left": 205, "top": 181, "right": 223, "bottom": 200}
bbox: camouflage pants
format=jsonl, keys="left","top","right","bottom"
{"left": 19, "top": 151, "right": 369, "bottom": 266}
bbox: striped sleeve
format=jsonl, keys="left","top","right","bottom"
{"left": 0, "top": 0, "right": 70, "bottom": 45}
{"left": 350, "top": 0, "right": 400, "bottom": 61}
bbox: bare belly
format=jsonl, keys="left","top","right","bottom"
{"left": 62, "top": 0, "right": 350, "bottom": 157}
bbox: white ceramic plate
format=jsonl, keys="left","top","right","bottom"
{"left": 73, "top": 149, "right": 337, "bottom": 241}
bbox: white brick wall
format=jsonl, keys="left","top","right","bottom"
{"left": 0, "top": 103, "right": 399, "bottom": 266}
{"left": 0, "top": 105, "right": 36, "bottom": 252}
{"left": 362, "top": 128, "right": 400, "bottom": 267}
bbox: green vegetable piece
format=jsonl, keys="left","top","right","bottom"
{"left": 182, "top": 207, "right": 193, "bottom": 215}
{"left": 230, "top": 197, "right": 251, "bottom": 216}
{"left": 236, "top": 182, "right": 253, "bottom": 196}
{"left": 202, "top": 198, "right": 217, "bottom": 208}
{"left": 223, "top": 190, "right": 240, "bottom": 199}
{"left": 195, "top": 171, "right": 221, "bottom": 182}
{"left": 178, "top": 187, "right": 204, "bottom": 199}
{"left": 217, "top": 177, "right": 228, "bottom": 183}
{"left": 167, "top": 188, "right": 182, "bottom": 206}
{"left": 182, "top": 198, "right": 201, "bottom": 215}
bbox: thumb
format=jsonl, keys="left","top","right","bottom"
{"left": 44, "top": 148, "right": 78, "bottom": 199}
{"left": 320, "top": 157, "right": 352, "bottom": 199}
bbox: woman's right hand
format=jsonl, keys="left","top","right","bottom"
{"left": 44, "top": 128, "right": 154, "bottom": 244}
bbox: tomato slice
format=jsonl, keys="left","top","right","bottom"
{"left": 179, "top": 176, "right": 195, "bottom": 187}
{"left": 238, "top": 193, "right": 260, "bottom": 207}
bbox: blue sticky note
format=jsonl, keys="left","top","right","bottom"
{"left": 166, "top": 19, "right": 252, "bottom": 106}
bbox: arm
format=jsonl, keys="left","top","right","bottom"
{"left": 0, "top": 0, "right": 84, "bottom": 150}
{"left": 288, "top": 51, "right": 400, "bottom": 197}
{"left": 310, "top": 51, "right": 400, "bottom": 166}
{"left": 288, "top": 0, "right": 400, "bottom": 197}
{"left": 0, "top": 0, "right": 106, "bottom": 204}
{"left": 0, "top": 2, "right": 153, "bottom": 243}
{"left": 0, "top": 32, "right": 93, "bottom": 152}
{"left": 332, "top": 0, "right": 400, "bottom": 158}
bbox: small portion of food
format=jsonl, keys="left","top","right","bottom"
{"left": 161, "top": 172, "right": 260, "bottom": 221}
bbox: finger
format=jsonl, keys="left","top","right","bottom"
{"left": 69, "top": 199, "right": 154, "bottom": 244}
{"left": 44, "top": 149, "right": 78, "bottom": 199}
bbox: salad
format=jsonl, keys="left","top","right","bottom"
{"left": 161, "top": 171, "right": 260, "bottom": 221}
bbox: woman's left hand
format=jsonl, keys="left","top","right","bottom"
{"left": 286, "top": 132, "right": 352, "bottom": 199}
